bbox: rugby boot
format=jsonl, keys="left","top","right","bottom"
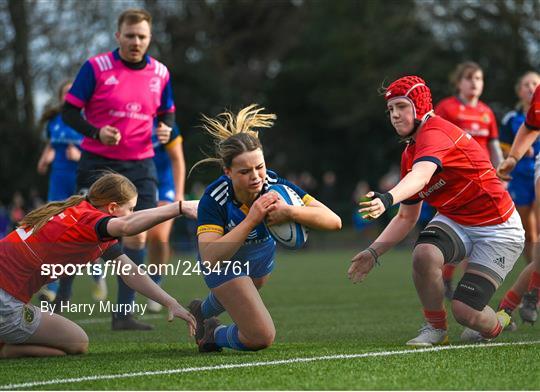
{"left": 406, "top": 324, "right": 449, "bottom": 347}
{"left": 519, "top": 290, "right": 538, "bottom": 325}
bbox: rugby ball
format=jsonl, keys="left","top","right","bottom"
{"left": 265, "top": 184, "right": 308, "bottom": 249}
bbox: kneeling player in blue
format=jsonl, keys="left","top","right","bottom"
{"left": 188, "top": 105, "right": 342, "bottom": 352}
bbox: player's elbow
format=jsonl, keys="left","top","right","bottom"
{"left": 117, "top": 224, "right": 131, "bottom": 237}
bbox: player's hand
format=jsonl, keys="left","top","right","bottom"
{"left": 358, "top": 192, "right": 386, "bottom": 220}
{"left": 348, "top": 249, "right": 376, "bottom": 283}
{"left": 497, "top": 157, "right": 517, "bottom": 181}
{"left": 156, "top": 122, "right": 172, "bottom": 144}
{"left": 167, "top": 301, "right": 197, "bottom": 337}
{"left": 37, "top": 160, "right": 49, "bottom": 175}
{"left": 99, "top": 125, "right": 121, "bottom": 145}
{"left": 65, "top": 144, "right": 81, "bottom": 161}
{"left": 246, "top": 192, "right": 279, "bottom": 226}
{"left": 266, "top": 197, "right": 292, "bottom": 226}
{"left": 180, "top": 200, "right": 199, "bottom": 220}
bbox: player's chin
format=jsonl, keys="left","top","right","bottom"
{"left": 249, "top": 182, "right": 263, "bottom": 193}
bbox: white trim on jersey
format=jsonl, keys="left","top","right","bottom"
{"left": 440, "top": 181, "right": 473, "bottom": 208}
{"left": 95, "top": 55, "right": 113, "bottom": 72}
{"left": 215, "top": 188, "right": 229, "bottom": 206}
{"left": 210, "top": 181, "right": 228, "bottom": 198}
{"left": 154, "top": 61, "right": 167, "bottom": 78}
{"left": 476, "top": 204, "right": 515, "bottom": 226}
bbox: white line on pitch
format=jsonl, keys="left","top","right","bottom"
{"left": 1, "top": 340, "right": 539, "bottom": 390}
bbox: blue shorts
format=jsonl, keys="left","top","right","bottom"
{"left": 157, "top": 168, "right": 175, "bottom": 203}
{"left": 48, "top": 168, "right": 77, "bottom": 201}
{"left": 508, "top": 176, "right": 535, "bottom": 207}
{"left": 202, "top": 239, "right": 276, "bottom": 289}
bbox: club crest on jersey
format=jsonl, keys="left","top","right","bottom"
{"left": 149, "top": 77, "right": 161, "bottom": 93}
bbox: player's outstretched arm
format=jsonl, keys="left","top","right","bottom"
{"left": 498, "top": 123, "right": 540, "bottom": 180}
{"left": 266, "top": 198, "right": 342, "bottom": 231}
{"left": 359, "top": 161, "right": 437, "bottom": 220}
{"left": 116, "top": 254, "right": 196, "bottom": 336}
{"left": 488, "top": 139, "right": 504, "bottom": 169}
{"left": 106, "top": 200, "right": 198, "bottom": 238}
{"left": 349, "top": 202, "right": 421, "bottom": 283}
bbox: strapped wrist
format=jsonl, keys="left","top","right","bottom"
{"left": 373, "top": 192, "right": 394, "bottom": 210}
{"left": 366, "top": 247, "right": 380, "bottom": 266}
{"left": 507, "top": 155, "right": 519, "bottom": 163}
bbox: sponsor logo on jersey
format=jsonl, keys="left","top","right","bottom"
{"left": 126, "top": 102, "right": 142, "bottom": 113}
{"left": 419, "top": 179, "right": 446, "bottom": 199}
{"left": 149, "top": 77, "right": 161, "bottom": 93}
{"left": 104, "top": 75, "right": 119, "bottom": 85}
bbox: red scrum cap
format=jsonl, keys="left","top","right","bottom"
{"left": 385, "top": 76, "right": 433, "bottom": 122}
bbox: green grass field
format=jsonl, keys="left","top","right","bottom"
{"left": 1, "top": 246, "right": 539, "bottom": 390}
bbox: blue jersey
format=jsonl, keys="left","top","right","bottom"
{"left": 500, "top": 109, "right": 540, "bottom": 180}
{"left": 197, "top": 170, "right": 312, "bottom": 244}
{"left": 46, "top": 113, "right": 83, "bottom": 171}
{"left": 152, "top": 122, "right": 181, "bottom": 202}
{"left": 197, "top": 170, "right": 313, "bottom": 288}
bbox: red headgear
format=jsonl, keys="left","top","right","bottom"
{"left": 384, "top": 76, "right": 433, "bottom": 122}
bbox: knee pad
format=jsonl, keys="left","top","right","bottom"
{"left": 453, "top": 273, "right": 496, "bottom": 311}
{"left": 414, "top": 224, "right": 465, "bottom": 264}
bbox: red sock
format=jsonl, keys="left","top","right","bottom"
{"left": 442, "top": 264, "right": 456, "bottom": 281}
{"left": 499, "top": 290, "right": 521, "bottom": 312}
{"left": 481, "top": 320, "right": 502, "bottom": 339}
{"left": 424, "top": 309, "right": 447, "bottom": 330}
{"left": 527, "top": 271, "right": 540, "bottom": 293}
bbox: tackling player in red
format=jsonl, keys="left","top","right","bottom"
{"left": 0, "top": 173, "right": 197, "bottom": 358}
{"left": 348, "top": 75, "right": 524, "bottom": 346}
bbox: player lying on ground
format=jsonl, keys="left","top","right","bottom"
{"left": 348, "top": 75, "right": 525, "bottom": 346}
{"left": 497, "top": 82, "right": 540, "bottom": 325}
{"left": 0, "top": 173, "right": 198, "bottom": 358}
{"left": 189, "top": 104, "right": 341, "bottom": 352}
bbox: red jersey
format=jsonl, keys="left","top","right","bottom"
{"left": 0, "top": 201, "right": 117, "bottom": 303}
{"left": 401, "top": 116, "right": 514, "bottom": 226}
{"left": 525, "top": 85, "right": 540, "bottom": 130}
{"left": 435, "top": 96, "right": 498, "bottom": 154}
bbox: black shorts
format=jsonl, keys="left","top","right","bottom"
{"left": 77, "top": 150, "right": 158, "bottom": 211}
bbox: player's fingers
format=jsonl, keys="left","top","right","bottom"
{"left": 168, "top": 309, "right": 174, "bottom": 322}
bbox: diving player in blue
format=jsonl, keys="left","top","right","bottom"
{"left": 500, "top": 71, "right": 540, "bottom": 265}
{"left": 188, "top": 104, "right": 342, "bottom": 353}
{"left": 146, "top": 121, "right": 186, "bottom": 312}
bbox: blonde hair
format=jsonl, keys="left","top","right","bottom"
{"left": 20, "top": 173, "right": 137, "bottom": 232}
{"left": 192, "top": 104, "right": 276, "bottom": 172}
